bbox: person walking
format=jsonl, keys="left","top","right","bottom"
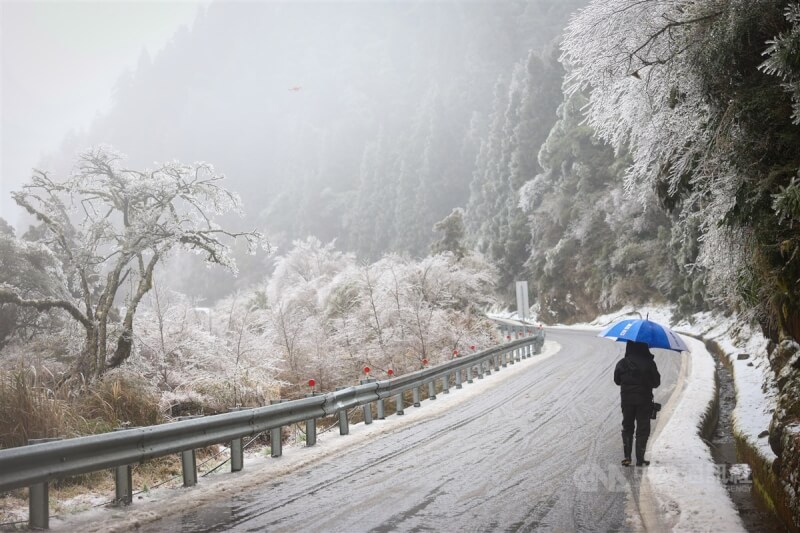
{"left": 613, "top": 340, "right": 660, "bottom": 466}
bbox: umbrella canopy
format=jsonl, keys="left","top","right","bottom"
{"left": 599, "top": 318, "right": 688, "bottom": 352}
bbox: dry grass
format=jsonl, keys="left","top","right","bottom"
{"left": 78, "top": 372, "right": 162, "bottom": 429}
{"left": 0, "top": 366, "right": 173, "bottom": 509}
{"left": 0, "top": 366, "right": 252, "bottom": 526}
{"left": 0, "top": 367, "right": 164, "bottom": 452}
{"left": 0, "top": 365, "right": 77, "bottom": 449}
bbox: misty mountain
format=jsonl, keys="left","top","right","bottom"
{"left": 39, "top": 0, "right": 585, "bottom": 298}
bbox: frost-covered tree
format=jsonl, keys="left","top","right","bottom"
{"left": 518, "top": 87, "right": 695, "bottom": 323}
{"left": 0, "top": 147, "right": 265, "bottom": 382}
{"left": 562, "top": 0, "right": 800, "bottom": 337}
{"left": 253, "top": 238, "right": 498, "bottom": 390}
{"left": 130, "top": 285, "right": 280, "bottom": 413}
{"left": 760, "top": 4, "right": 800, "bottom": 125}
{"left": 211, "top": 290, "right": 281, "bottom": 407}
{"left": 431, "top": 208, "right": 467, "bottom": 259}
{"left": 466, "top": 49, "right": 565, "bottom": 296}
{"left": 264, "top": 237, "right": 354, "bottom": 388}
{"left": 563, "top": 2, "right": 800, "bottom": 523}
{"left": 0, "top": 227, "right": 67, "bottom": 349}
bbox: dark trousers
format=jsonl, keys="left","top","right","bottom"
{"left": 621, "top": 402, "right": 651, "bottom": 462}
{"left": 621, "top": 402, "right": 651, "bottom": 441}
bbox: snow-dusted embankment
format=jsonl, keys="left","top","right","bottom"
{"left": 677, "top": 316, "right": 777, "bottom": 463}
{"left": 640, "top": 336, "right": 744, "bottom": 531}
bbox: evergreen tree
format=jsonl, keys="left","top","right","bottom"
{"left": 520, "top": 89, "right": 690, "bottom": 322}
{"left": 466, "top": 49, "right": 565, "bottom": 298}
{"left": 431, "top": 208, "right": 467, "bottom": 259}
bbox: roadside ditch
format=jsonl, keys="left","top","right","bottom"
{"left": 701, "top": 339, "right": 789, "bottom": 532}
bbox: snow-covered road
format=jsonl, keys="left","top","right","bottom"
{"left": 130, "top": 329, "right": 681, "bottom": 532}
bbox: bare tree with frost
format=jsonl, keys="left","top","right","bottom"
{"left": 252, "top": 237, "right": 498, "bottom": 388}
{"left": 0, "top": 146, "right": 265, "bottom": 382}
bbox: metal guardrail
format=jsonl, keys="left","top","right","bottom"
{"left": 0, "top": 325, "right": 544, "bottom": 529}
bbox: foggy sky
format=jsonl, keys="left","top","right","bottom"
{"left": 0, "top": 0, "right": 207, "bottom": 229}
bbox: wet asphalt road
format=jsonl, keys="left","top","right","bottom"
{"left": 145, "top": 329, "right": 681, "bottom": 532}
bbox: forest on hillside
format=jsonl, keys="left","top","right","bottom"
{"left": 27, "top": 1, "right": 585, "bottom": 301}
{"left": 14, "top": 0, "right": 707, "bottom": 322}
{"left": 3, "top": 1, "right": 800, "bottom": 524}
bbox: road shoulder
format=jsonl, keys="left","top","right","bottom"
{"left": 639, "top": 336, "right": 744, "bottom": 531}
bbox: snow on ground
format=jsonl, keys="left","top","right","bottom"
{"left": 486, "top": 306, "right": 751, "bottom": 530}
{"left": 676, "top": 316, "right": 777, "bottom": 462}
{"left": 12, "top": 304, "right": 779, "bottom": 531}
{"left": 48, "top": 341, "right": 561, "bottom": 532}
{"left": 564, "top": 304, "right": 777, "bottom": 463}
{"left": 641, "top": 336, "right": 744, "bottom": 532}
{"left": 455, "top": 305, "right": 774, "bottom": 530}
{"left": 560, "top": 303, "right": 783, "bottom": 531}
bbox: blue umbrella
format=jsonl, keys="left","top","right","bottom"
{"left": 599, "top": 318, "right": 688, "bottom": 352}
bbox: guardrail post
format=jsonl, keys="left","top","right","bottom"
{"left": 114, "top": 462, "right": 133, "bottom": 505}
{"left": 336, "top": 387, "right": 350, "bottom": 434}
{"left": 30, "top": 479, "right": 48, "bottom": 530}
{"left": 466, "top": 366, "right": 474, "bottom": 384}
{"left": 27, "top": 438, "right": 60, "bottom": 529}
{"left": 494, "top": 354, "right": 500, "bottom": 371}
{"left": 304, "top": 394, "right": 318, "bottom": 446}
{"left": 181, "top": 448, "right": 197, "bottom": 487}
{"left": 230, "top": 436, "right": 244, "bottom": 471}
{"left": 227, "top": 408, "right": 247, "bottom": 471}
{"left": 360, "top": 379, "right": 375, "bottom": 424}
{"left": 477, "top": 361, "right": 485, "bottom": 379}
{"left": 427, "top": 380, "right": 437, "bottom": 400}
{"left": 515, "top": 347, "right": 522, "bottom": 362}
{"left": 442, "top": 373, "right": 450, "bottom": 394}
{"left": 455, "top": 369, "right": 463, "bottom": 389}
{"left": 177, "top": 416, "right": 202, "bottom": 487}
{"left": 395, "top": 392, "right": 404, "bottom": 415}
{"left": 112, "top": 428, "right": 137, "bottom": 504}
{"left": 376, "top": 397, "right": 385, "bottom": 419}
{"left": 270, "top": 425, "right": 284, "bottom": 455}
{"left": 484, "top": 358, "right": 492, "bottom": 376}
{"left": 412, "top": 386, "right": 421, "bottom": 407}
{"left": 269, "top": 400, "right": 287, "bottom": 457}
{"left": 502, "top": 351, "right": 508, "bottom": 367}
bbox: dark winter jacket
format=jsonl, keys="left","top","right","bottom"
{"left": 613, "top": 341, "right": 661, "bottom": 405}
